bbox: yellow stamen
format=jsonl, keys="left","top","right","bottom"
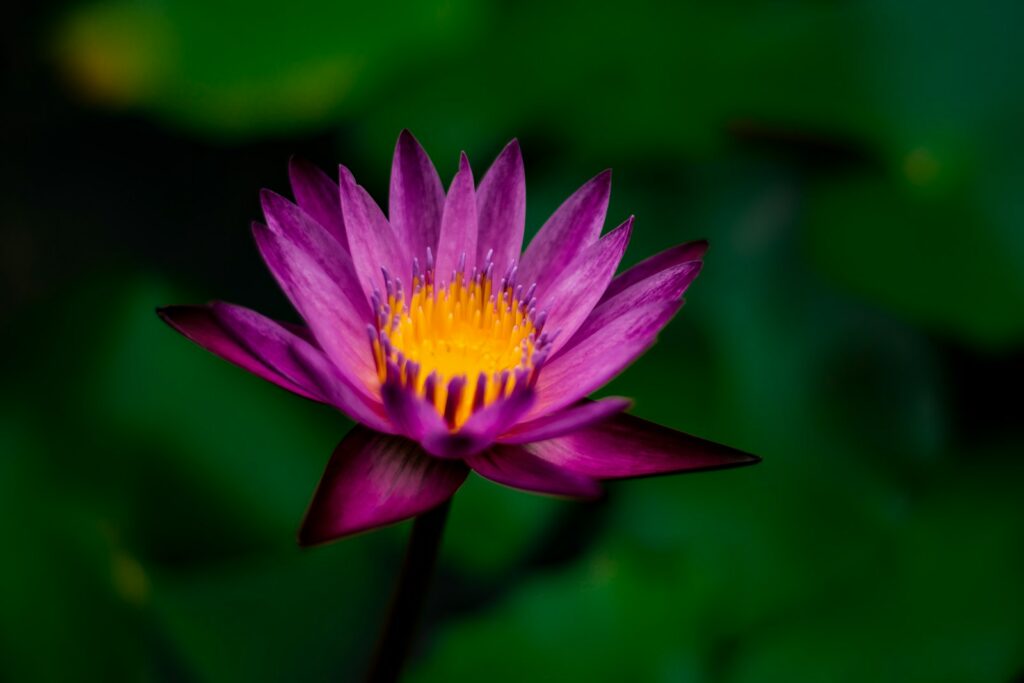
{"left": 373, "top": 270, "right": 540, "bottom": 429}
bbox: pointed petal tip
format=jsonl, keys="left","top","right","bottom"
{"left": 337, "top": 163, "right": 356, "bottom": 185}
{"left": 155, "top": 303, "right": 194, "bottom": 325}
{"left": 601, "top": 216, "right": 634, "bottom": 251}
{"left": 501, "top": 138, "right": 522, "bottom": 155}
{"left": 580, "top": 168, "right": 612, "bottom": 192}
{"left": 394, "top": 129, "right": 431, "bottom": 159}
{"left": 155, "top": 305, "right": 183, "bottom": 331}
{"left": 523, "top": 413, "right": 762, "bottom": 481}
{"left": 688, "top": 239, "right": 710, "bottom": 260}
{"left": 295, "top": 525, "right": 322, "bottom": 548}
{"left": 156, "top": 304, "right": 211, "bottom": 327}
{"left": 701, "top": 447, "right": 761, "bottom": 473}
{"left": 486, "top": 138, "right": 523, "bottom": 169}
{"left": 250, "top": 220, "right": 268, "bottom": 241}
{"left": 288, "top": 155, "right": 332, "bottom": 182}
{"left": 395, "top": 131, "right": 434, "bottom": 161}
{"left": 610, "top": 396, "right": 634, "bottom": 411}
{"left": 258, "top": 188, "right": 290, "bottom": 220}
{"left": 738, "top": 450, "right": 762, "bottom": 466}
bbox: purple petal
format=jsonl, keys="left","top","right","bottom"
{"left": 466, "top": 445, "right": 602, "bottom": 499}
{"left": 529, "top": 299, "right": 682, "bottom": 419}
{"left": 601, "top": 239, "right": 707, "bottom": 303}
{"left": 498, "top": 397, "right": 631, "bottom": 444}
{"left": 383, "top": 382, "right": 535, "bottom": 459}
{"left": 210, "top": 302, "right": 330, "bottom": 396}
{"left": 561, "top": 259, "right": 702, "bottom": 354}
{"left": 518, "top": 170, "right": 611, "bottom": 295}
{"left": 339, "top": 165, "right": 409, "bottom": 296}
{"left": 298, "top": 426, "right": 468, "bottom": 546}
{"left": 279, "top": 320, "right": 316, "bottom": 344}
{"left": 475, "top": 139, "right": 525, "bottom": 272}
{"left": 381, "top": 381, "right": 449, "bottom": 444}
{"left": 425, "top": 389, "right": 535, "bottom": 457}
{"left": 288, "top": 157, "right": 346, "bottom": 248}
{"left": 525, "top": 412, "right": 759, "bottom": 479}
{"left": 389, "top": 130, "right": 446, "bottom": 262}
{"left": 415, "top": 385, "right": 532, "bottom": 458}
{"left": 288, "top": 342, "right": 394, "bottom": 433}
{"left": 157, "top": 304, "right": 324, "bottom": 402}
{"left": 460, "top": 388, "right": 535, "bottom": 439}
{"left": 421, "top": 430, "right": 495, "bottom": 461}
{"left": 252, "top": 213, "right": 377, "bottom": 395}
{"left": 259, "top": 192, "right": 371, "bottom": 320}
{"left": 434, "top": 153, "right": 478, "bottom": 280}
{"left": 540, "top": 217, "right": 632, "bottom": 355}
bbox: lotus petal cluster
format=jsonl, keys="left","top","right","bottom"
{"left": 159, "top": 132, "right": 758, "bottom": 545}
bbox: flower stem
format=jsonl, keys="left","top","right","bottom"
{"left": 365, "top": 499, "right": 452, "bottom": 683}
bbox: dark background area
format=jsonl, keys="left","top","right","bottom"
{"left": 2, "top": 1, "right": 1023, "bottom": 681}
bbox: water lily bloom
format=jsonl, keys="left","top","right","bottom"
{"left": 158, "top": 132, "right": 758, "bottom": 546}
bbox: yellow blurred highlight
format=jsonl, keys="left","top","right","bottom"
{"left": 53, "top": 3, "right": 171, "bottom": 106}
{"left": 903, "top": 146, "right": 941, "bottom": 187}
{"left": 111, "top": 550, "right": 150, "bottom": 606}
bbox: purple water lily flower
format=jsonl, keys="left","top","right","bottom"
{"left": 159, "top": 131, "right": 758, "bottom": 546}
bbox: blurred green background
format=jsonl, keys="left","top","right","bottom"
{"left": 3, "top": 0, "right": 1023, "bottom": 680}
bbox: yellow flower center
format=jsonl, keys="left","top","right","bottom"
{"left": 369, "top": 252, "right": 548, "bottom": 429}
